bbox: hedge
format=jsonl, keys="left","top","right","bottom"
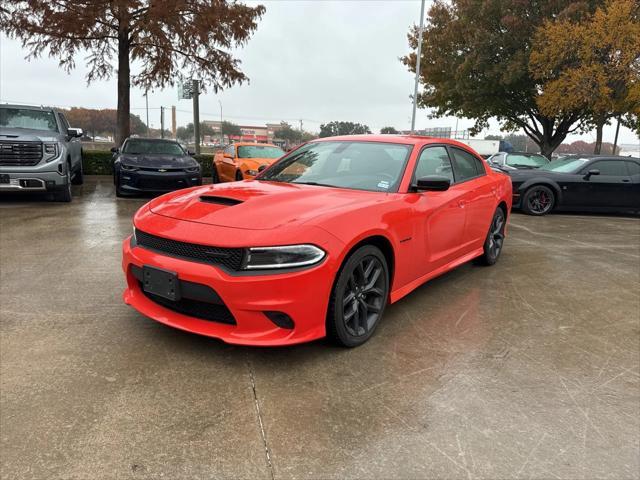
{"left": 82, "top": 150, "right": 214, "bottom": 177}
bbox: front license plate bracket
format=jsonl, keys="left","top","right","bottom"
{"left": 142, "top": 265, "right": 181, "bottom": 301}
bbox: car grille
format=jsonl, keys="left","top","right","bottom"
{"left": 141, "top": 286, "right": 236, "bottom": 325}
{"left": 136, "top": 177, "right": 187, "bottom": 190}
{"left": 0, "top": 140, "right": 43, "bottom": 166}
{"left": 134, "top": 229, "right": 245, "bottom": 271}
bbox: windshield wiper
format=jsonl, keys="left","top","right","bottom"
{"left": 292, "top": 181, "right": 338, "bottom": 188}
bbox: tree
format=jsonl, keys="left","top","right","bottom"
{"left": 176, "top": 122, "right": 215, "bottom": 143}
{"left": 530, "top": 0, "right": 640, "bottom": 154}
{"left": 273, "top": 122, "right": 302, "bottom": 143}
{"left": 380, "top": 126, "right": 399, "bottom": 134}
{"left": 221, "top": 121, "right": 242, "bottom": 137}
{"left": 64, "top": 107, "right": 146, "bottom": 140}
{"left": 319, "top": 121, "right": 371, "bottom": 138}
{"left": 2, "top": 1, "right": 265, "bottom": 145}
{"left": 401, "top": 1, "right": 600, "bottom": 158}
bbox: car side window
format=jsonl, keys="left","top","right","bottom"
{"left": 413, "top": 146, "right": 454, "bottom": 183}
{"left": 587, "top": 161, "right": 628, "bottom": 176}
{"left": 625, "top": 161, "right": 640, "bottom": 175}
{"left": 450, "top": 147, "right": 484, "bottom": 182}
{"left": 58, "top": 113, "right": 69, "bottom": 133}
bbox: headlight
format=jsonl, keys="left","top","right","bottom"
{"left": 121, "top": 164, "right": 138, "bottom": 171}
{"left": 246, "top": 169, "right": 259, "bottom": 176}
{"left": 242, "top": 244, "right": 325, "bottom": 270}
{"left": 43, "top": 142, "right": 60, "bottom": 162}
{"left": 185, "top": 166, "right": 200, "bottom": 173}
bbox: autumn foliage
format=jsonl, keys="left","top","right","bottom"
{"left": 1, "top": 1, "right": 265, "bottom": 144}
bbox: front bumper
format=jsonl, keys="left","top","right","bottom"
{"left": 119, "top": 169, "right": 202, "bottom": 193}
{"left": 0, "top": 169, "right": 68, "bottom": 192}
{"left": 122, "top": 235, "right": 337, "bottom": 346}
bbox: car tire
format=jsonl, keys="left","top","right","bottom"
{"left": 477, "top": 207, "right": 506, "bottom": 266}
{"left": 54, "top": 169, "right": 72, "bottom": 202}
{"left": 212, "top": 165, "right": 220, "bottom": 184}
{"left": 522, "top": 185, "right": 555, "bottom": 215}
{"left": 235, "top": 170, "right": 243, "bottom": 181}
{"left": 327, "top": 245, "right": 389, "bottom": 347}
{"left": 71, "top": 158, "right": 84, "bottom": 185}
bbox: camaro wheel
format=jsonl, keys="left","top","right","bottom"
{"left": 235, "top": 170, "right": 244, "bottom": 181}
{"left": 327, "top": 245, "right": 389, "bottom": 347}
{"left": 478, "top": 208, "right": 506, "bottom": 265}
{"left": 211, "top": 165, "right": 220, "bottom": 184}
{"left": 522, "top": 185, "right": 555, "bottom": 215}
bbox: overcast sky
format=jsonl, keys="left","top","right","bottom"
{"left": 0, "top": 0, "right": 637, "bottom": 146}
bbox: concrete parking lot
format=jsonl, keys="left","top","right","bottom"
{"left": 1, "top": 176, "right": 639, "bottom": 480}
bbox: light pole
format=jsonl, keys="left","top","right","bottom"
{"left": 410, "top": 0, "right": 426, "bottom": 134}
{"left": 145, "top": 90, "right": 150, "bottom": 137}
{"left": 218, "top": 99, "right": 223, "bottom": 145}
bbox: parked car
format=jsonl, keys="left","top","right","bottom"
{"left": 0, "top": 104, "right": 83, "bottom": 202}
{"left": 112, "top": 138, "right": 202, "bottom": 197}
{"left": 510, "top": 155, "right": 640, "bottom": 215}
{"left": 122, "top": 135, "right": 512, "bottom": 347}
{"left": 212, "top": 142, "right": 284, "bottom": 182}
{"left": 487, "top": 152, "right": 549, "bottom": 171}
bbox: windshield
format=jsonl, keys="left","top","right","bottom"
{"left": 123, "top": 139, "right": 185, "bottom": 155}
{"left": 540, "top": 157, "right": 590, "bottom": 173}
{"left": 237, "top": 145, "right": 284, "bottom": 159}
{"left": 506, "top": 153, "right": 548, "bottom": 168}
{"left": 0, "top": 107, "right": 58, "bottom": 132}
{"left": 259, "top": 141, "right": 412, "bottom": 192}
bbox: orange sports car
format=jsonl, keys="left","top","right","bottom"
{"left": 212, "top": 142, "right": 285, "bottom": 182}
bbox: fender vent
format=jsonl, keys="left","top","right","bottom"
{"left": 199, "top": 195, "right": 243, "bottom": 206}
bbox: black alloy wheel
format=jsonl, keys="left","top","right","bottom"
{"left": 522, "top": 185, "right": 555, "bottom": 215}
{"left": 327, "top": 245, "right": 389, "bottom": 347}
{"left": 478, "top": 207, "right": 506, "bottom": 265}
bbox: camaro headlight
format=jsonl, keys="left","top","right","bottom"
{"left": 185, "top": 166, "right": 200, "bottom": 173}
{"left": 121, "top": 163, "right": 138, "bottom": 171}
{"left": 246, "top": 169, "right": 259, "bottom": 176}
{"left": 43, "top": 142, "right": 60, "bottom": 162}
{"left": 242, "top": 244, "right": 325, "bottom": 270}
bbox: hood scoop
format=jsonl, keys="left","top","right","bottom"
{"left": 199, "top": 195, "right": 244, "bottom": 206}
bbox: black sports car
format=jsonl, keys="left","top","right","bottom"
{"left": 112, "top": 138, "right": 202, "bottom": 197}
{"left": 510, "top": 155, "right": 640, "bottom": 215}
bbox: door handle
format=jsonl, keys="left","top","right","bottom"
{"left": 621, "top": 179, "right": 631, "bottom": 183}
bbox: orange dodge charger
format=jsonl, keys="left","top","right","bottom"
{"left": 212, "top": 142, "right": 285, "bottom": 182}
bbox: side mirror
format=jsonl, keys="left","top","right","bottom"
{"left": 412, "top": 175, "right": 451, "bottom": 192}
{"left": 223, "top": 152, "right": 234, "bottom": 159}
{"left": 110, "top": 147, "right": 119, "bottom": 154}
{"left": 585, "top": 169, "right": 600, "bottom": 179}
{"left": 67, "top": 128, "right": 83, "bottom": 138}
{"left": 258, "top": 164, "right": 267, "bottom": 173}
{"left": 187, "top": 150, "right": 195, "bottom": 156}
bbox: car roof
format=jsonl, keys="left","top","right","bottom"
{"left": 125, "top": 137, "right": 179, "bottom": 143}
{"left": 562, "top": 154, "right": 639, "bottom": 160}
{"left": 311, "top": 134, "right": 476, "bottom": 149}
{"left": 1, "top": 103, "right": 58, "bottom": 112}
{"left": 233, "top": 142, "right": 279, "bottom": 147}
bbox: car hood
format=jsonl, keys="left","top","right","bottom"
{"left": 119, "top": 154, "right": 197, "bottom": 169}
{"left": 148, "top": 180, "right": 384, "bottom": 230}
{"left": 0, "top": 127, "right": 61, "bottom": 142}
{"left": 238, "top": 157, "right": 279, "bottom": 167}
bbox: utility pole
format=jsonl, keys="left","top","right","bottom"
{"left": 160, "top": 106, "right": 164, "bottom": 139}
{"left": 192, "top": 79, "right": 200, "bottom": 154}
{"left": 218, "top": 99, "right": 223, "bottom": 145}
{"left": 171, "top": 106, "right": 176, "bottom": 139}
{"left": 410, "top": 0, "right": 426, "bottom": 134}
{"left": 145, "top": 90, "right": 150, "bottom": 137}
{"left": 299, "top": 119, "right": 303, "bottom": 132}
